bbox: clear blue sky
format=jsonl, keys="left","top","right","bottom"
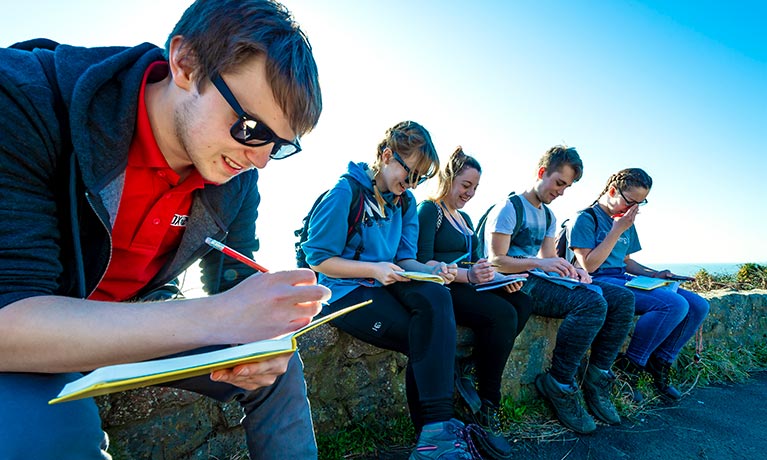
{"left": 3, "top": 0, "right": 765, "bottom": 269}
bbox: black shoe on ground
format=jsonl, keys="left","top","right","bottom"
{"left": 535, "top": 372, "right": 596, "bottom": 434}
{"left": 646, "top": 354, "right": 682, "bottom": 401}
{"left": 613, "top": 353, "right": 646, "bottom": 404}
{"left": 581, "top": 365, "right": 621, "bottom": 425}
{"left": 466, "top": 399, "right": 513, "bottom": 459}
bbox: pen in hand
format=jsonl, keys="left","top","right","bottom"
{"left": 448, "top": 252, "right": 471, "bottom": 266}
{"left": 463, "top": 262, "right": 501, "bottom": 267}
{"left": 205, "top": 237, "right": 269, "bottom": 273}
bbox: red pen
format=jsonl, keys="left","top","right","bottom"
{"left": 205, "top": 237, "right": 269, "bottom": 273}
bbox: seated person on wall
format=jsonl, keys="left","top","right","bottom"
{"left": 0, "top": 1, "right": 328, "bottom": 459}
{"left": 568, "top": 167, "right": 710, "bottom": 403}
{"left": 416, "top": 146, "right": 533, "bottom": 459}
{"left": 480, "top": 145, "right": 635, "bottom": 435}
{"left": 301, "top": 121, "right": 475, "bottom": 460}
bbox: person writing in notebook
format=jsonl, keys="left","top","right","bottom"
{"left": 0, "top": 1, "right": 326, "bottom": 458}
{"left": 480, "top": 146, "right": 635, "bottom": 435}
{"left": 567, "top": 168, "right": 709, "bottom": 402}
{"left": 301, "top": 121, "right": 477, "bottom": 460}
{"left": 416, "top": 146, "right": 532, "bottom": 459}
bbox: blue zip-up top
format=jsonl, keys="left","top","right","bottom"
{"left": 302, "top": 161, "right": 418, "bottom": 303}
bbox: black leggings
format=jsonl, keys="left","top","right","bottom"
{"left": 451, "top": 284, "right": 533, "bottom": 405}
{"left": 327, "top": 282, "right": 456, "bottom": 427}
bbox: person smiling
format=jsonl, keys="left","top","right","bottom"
{"left": 301, "top": 122, "right": 476, "bottom": 460}
{"left": 416, "top": 146, "right": 532, "bottom": 459}
{"left": 568, "top": 168, "right": 710, "bottom": 403}
{"left": 0, "top": 1, "right": 325, "bottom": 458}
{"left": 480, "top": 146, "right": 635, "bottom": 435}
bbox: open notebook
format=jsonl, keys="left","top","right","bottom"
{"left": 394, "top": 271, "right": 445, "bottom": 284}
{"left": 50, "top": 299, "right": 372, "bottom": 404}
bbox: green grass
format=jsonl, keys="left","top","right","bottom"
{"left": 317, "top": 415, "right": 415, "bottom": 460}
{"left": 686, "top": 262, "right": 767, "bottom": 292}
{"left": 315, "top": 264, "right": 767, "bottom": 458}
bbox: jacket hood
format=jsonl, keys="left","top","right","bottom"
{"left": 345, "top": 161, "right": 374, "bottom": 192}
{"left": 55, "top": 43, "right": 165, "bottom": 190}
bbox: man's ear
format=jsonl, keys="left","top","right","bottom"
{"left": 167, "top": 36, "right": 198, "bottom": 92}
{"left": 608, "top": 185, "right": 617, "bottom": 197}
{"left": 537, "top": 166, "right": 547, "bottom": 180}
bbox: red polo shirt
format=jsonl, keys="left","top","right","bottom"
{"left": 89, "top": 62, "right": 207, "bottom": 302}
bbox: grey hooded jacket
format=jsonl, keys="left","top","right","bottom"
{"left": 0, "top": 42, "right": 260, "bottom": 308}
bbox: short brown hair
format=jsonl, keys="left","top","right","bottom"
{"left": 538, "top": 145, "right": 584, "bottom": 182}
{"left": 166, "top": 0, "right": 321, "bottom": 136}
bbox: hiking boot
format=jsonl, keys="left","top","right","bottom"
{"left": 466, "top": 399, "right": 513, "bottom": 459}
{"left": 535, "top": 372, "right": 597, "bottom": 434}
{"left": 646, "top": 354, "right": 682, "bottom": 401}
{"left": 613, "top": 353, "right": 646, "bottom": 403}
{"left": 581, "top": 365, "right": 622, "bottom": 425}
{"left": 410, "top": 418, "right": 473, "bottom": 460}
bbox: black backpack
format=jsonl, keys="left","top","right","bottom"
{"left": 475, "top": 192, "right": 552, "bottom": 258}
{"left": 294, "top": 175, "right": 411, "bottom": 269}
{"left": 554, "top": 207, "right": 598, "bottom": 261}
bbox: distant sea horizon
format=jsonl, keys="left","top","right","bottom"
{"left": 654, "top": 262, "right": 764, "bottom": 276}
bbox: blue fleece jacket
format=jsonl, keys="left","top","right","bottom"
{"left": 302, "top": 161, "right": 418, "bottom": 303}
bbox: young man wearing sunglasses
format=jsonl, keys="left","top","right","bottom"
{"left": 480, "top": 146, "right": 635, "bottom": 435}
{"left": 0, "top": 1, "right": 325, "bottom": 458}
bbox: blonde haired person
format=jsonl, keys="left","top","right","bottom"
{"left": 302, "top": 122, "right": 475, "bottom": 460}
{"left": 417, "top": 146, "right": 532, "bottom": 459}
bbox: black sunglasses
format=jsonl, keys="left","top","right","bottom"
{"left": 210, "top": 73, "right": 301, "bottom": 160}
{"left": 391, "top": 151, "right": 428, "bottom": 186}
{"left": 618, "top": 188, "right": 648, "bottom": 206}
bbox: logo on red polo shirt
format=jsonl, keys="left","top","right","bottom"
{"left": 171, "top": 214, "right": 189, "bottom": 227}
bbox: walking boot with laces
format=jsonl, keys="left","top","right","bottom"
{"left": 466, "top": 399, "right": 513, "bottom": 459}
{"left": 410, "top": 418, "right": 474, "bottom": 460}
{"left": 646, "top": 354, "right": 682, "bottom": 401}
{"left": 581, "top": 365, "right": 622, "bottom": 425}
{"left": 535, "top": 372, "right": 596, "bottom": 434}
{"left": 613, "top": 353, "right": 646, "bottom": 403}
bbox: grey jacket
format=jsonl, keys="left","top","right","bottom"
{"left": 0, "top": 42, "right": 260, "bottom": 308}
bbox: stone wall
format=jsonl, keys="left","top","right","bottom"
{"left": 99, "top": 289, "right": 767, "bottom": 459}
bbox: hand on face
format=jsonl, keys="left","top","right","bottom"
{"left": 612, "top": 204, "right": 639, "bottom": 231}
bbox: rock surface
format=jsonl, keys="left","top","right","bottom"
{"left": 99, "top": 289, "right": 767, "bottom": 459}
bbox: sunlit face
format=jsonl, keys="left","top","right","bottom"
{"left": 535, "top": 164, "right": 577, "bottom": 204}
{"left": 172, "top": 54, "right": 296, "bottom": 184}
{"left": 607, "top": 185, "right": 650, "bottom": 214}
{"left": 446, "top": 166, "right": 480, "bottom": 210}
{"left": 378, "top": 148, "right": 426, "bottom": 195}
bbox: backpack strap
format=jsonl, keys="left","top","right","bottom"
{"left": 508, "top": 192, "right": 552, "bottom": 240}
{"left": 584, "top": 207, "right": 598, "bottom": 231}
{"left": 341, "top": 174, "right": 366, "bottom": 261}
{"left": 507, "top": 193, "right": 525, "bottom": 240}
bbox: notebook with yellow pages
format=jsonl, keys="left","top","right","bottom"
{"left": 624, "top": 276, "right": 679, "bottom": 292}
{"left": 395, "top": 271, "right": 445, "bottom": 284}
{"left": 49, "top": 299, "right": 372, "bottom": 404}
